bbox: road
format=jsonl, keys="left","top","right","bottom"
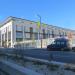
{"left": 0, "top": 48, "right": 75, "bottom": 64}
{"left": 21, "top": 49, "right": 75, "bottom": 64}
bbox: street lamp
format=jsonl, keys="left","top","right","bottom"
{"left": 37, "top": 15, "right": 42, "bottom": 48}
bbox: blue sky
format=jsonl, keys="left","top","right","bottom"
{"left": 0, "top": 0, "right": 75, "bottom": 30}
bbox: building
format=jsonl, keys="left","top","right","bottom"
{"left": 0, "top": 16, "right": 75, "bottom": 48}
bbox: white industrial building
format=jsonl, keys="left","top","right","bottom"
{"left": 0, "top": 16, "right": 75, "bottom": 48}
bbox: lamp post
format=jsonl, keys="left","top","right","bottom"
{"left": 37, "top": 15, "right": 42, "bottom": 48}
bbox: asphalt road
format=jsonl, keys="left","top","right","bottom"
{"left": 21, "top": 49, "right": 75, "bottom": 64}
{"left": 0, "top": 48, "right": 75, "bottom": 64}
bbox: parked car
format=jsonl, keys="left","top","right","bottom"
{"left": 47, "top": 38, "right": 72, "bottom": 51}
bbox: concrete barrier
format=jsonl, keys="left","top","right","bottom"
{"left": 0, "top": 60, "right": 43, "bottom": 75}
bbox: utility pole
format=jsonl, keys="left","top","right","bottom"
{"left": 37, "top": 15, "right": 42, "bottom": 48}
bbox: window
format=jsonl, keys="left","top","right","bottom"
{"left": 8, "top": 25, "right": 11, "bottom": 31}
{"left": 65, "top": 32, "right": 67, "bottom": 36}
{"left": 43, "top": 29, "right": 45, "bottom": 39}
{"left": 52, "top": 30, "right": 54, "bottom": 37}
{"left": 25, "top": 33, "right": 30, "bottom": 39}
{"left": 47, "top": 30, "right": 50, "bottom": 38}
{"left": 59, "top": 31, "right": 61, "bottom": 37}
{"left": 30, "top": 27, "right": 33, "bottom": 39}
{"left": 16, "top": 32, "right": 23, "bottom": 38}
{"left": 61, "top": 42, "right": 65, "bottom": 45}
{"left": 16, "top": 38, "right": 23, "bottom": 42}
{"left": 35, "top": 33, "right": 38, "bottom": 39}
{"left": 24, "top": 26, "right": 26, "bottom": 32}
{"left": 56, "top": 41, "right": 60, "bottom": 45}
{"left": 16, "top": 25, "right": 23, "bottom": 31}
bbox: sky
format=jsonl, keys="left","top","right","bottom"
{"left": 0, "top": 0, "right": 75, "bottom": 30}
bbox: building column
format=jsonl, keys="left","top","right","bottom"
{"left": 7, "top": 28, "right": 8, "bottom": 47}
{"left": 11, "top": 24, "right": 14, "bottom": 48}
{"left": 1, "top": 33, "right": 2, "bottom": 47}
{"left": 13, "top": 25, "right": 16, "bottom": 46}
{"left": 23, "top": 25, "right": 25, "bottom": 41}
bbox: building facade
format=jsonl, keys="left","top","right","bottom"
{"left": 0, "top": 16, "right": 75, "bottom": 48}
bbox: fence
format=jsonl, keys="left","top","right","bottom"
{"left": 14, "top": 38, "right": 54, "bottom": 49}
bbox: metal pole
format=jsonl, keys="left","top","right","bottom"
{"left": 37, "top": 15, "right": 42, "bottom": 48}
